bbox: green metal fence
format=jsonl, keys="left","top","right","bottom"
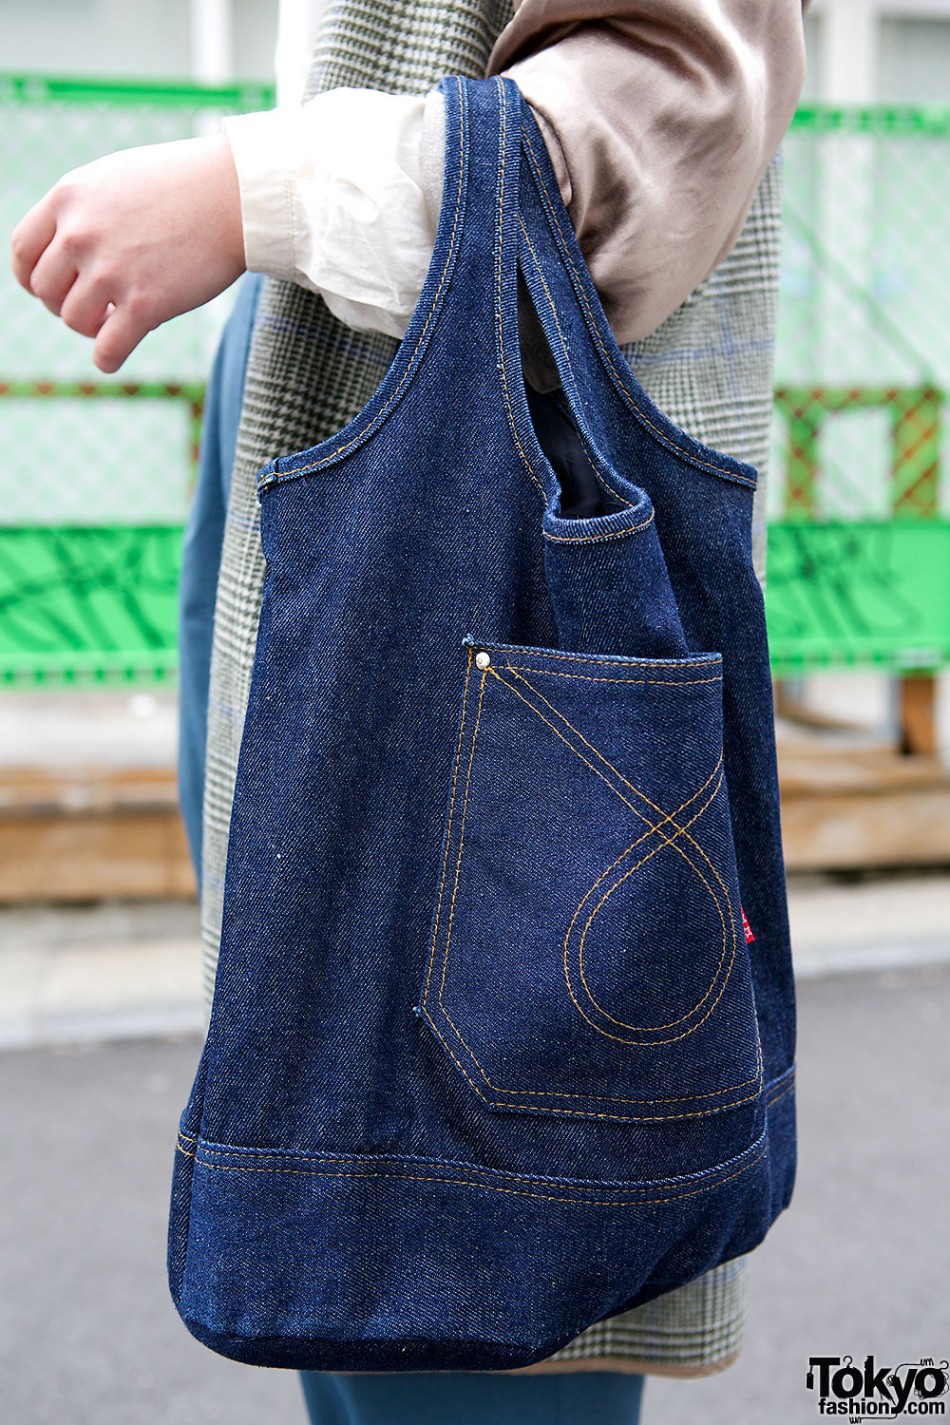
{"left": 769, "top": 104, "right": 950, "bottom": 678}
{"left": 0, "top": 381, "right": 203, "bottom": 683}
{"left": 1, "top": 79, "right": 948, "bottom": 684}
{"left": 0, "top": 75, "right": 272, "bottom": 684}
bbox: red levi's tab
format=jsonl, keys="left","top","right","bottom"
{"left": 741, "top": 905, "right": 756, "bottom": 944}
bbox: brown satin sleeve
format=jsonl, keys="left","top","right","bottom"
{"left": 487, "top": 1, "right": 805, "bottom": 342}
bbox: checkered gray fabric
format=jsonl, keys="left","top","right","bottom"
{"left": 200, "top": 0, "right": 783, "bottom": 1375}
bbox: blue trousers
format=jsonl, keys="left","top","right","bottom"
{"left": 178, "top": 274, "right": 645, "bottom": 1425}
{"left": 300, "top": 1371, "right": 644, "bottom": 1424}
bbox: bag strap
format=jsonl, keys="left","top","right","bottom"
{"left": 514, "top": 89, "right": 760, "bottom": 490}
{"left": 438, "top": 75, "right": 626, "bottom": 508}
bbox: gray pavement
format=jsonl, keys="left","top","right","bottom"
{"left": 2, "top": 871, "right": 949, "bottom": 1050}
{"left": 1, "top": 963, "right": 948, "bottom": 1425}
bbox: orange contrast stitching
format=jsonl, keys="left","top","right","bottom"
{"left": 181, "top": 1133, "right": 757, "bottom": 1186}
{"left": 764, "top": 1081, "right": 795, "bottom": 1112}
{"left": 501, "top": 664, "right": 735, "bottom": 893}
{"left": 765, "top": 1070, "right": 796, "bottom": 1108}
{"left": 421, "top": 646, "right": 474, "bottom": 1008}
{"left": 437, "top": 666, "right": 489, "bottom": 1002}
{"left": 543, "top": 513, "right": 658, "bottom": 546}
{"left": 567, "top": 771, "right": 735, "bottom": 1038}
{"left": 485, "top": 645, "right": 722, "bottom": 670}
{"left": 503, "top": 666, "right": 721, "bottom": 687}
{"left": 423, "top": 653, "right": 762, "bottom": 1115}
{"left": 178, "top": 1133, "right": 766, "bottom": 1206}
{"left": 494, "top": 80, "right": 546, "bottom": 499}
{"left": 428, "top": 664, "right": 746, "bottom": 1101}
{"left": 517, "top": 213, "right": 634, "bottom": 511}
{"left": 498, "top": 664, "right": 750, "bottom": 1056}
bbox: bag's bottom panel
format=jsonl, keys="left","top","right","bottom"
{"left": 169, "top": 1078, "right": 795, "bottom": 1373}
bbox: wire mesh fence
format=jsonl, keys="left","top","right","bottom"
{"left": 774, "top": 106, "right": 950, "bottom": 520}
{"left": 0, "top": 75, "right": 271, "bottom": 683}
{"left": 0, "top": 80, "right": 948, "bottom": 684}
{"left": 768, "top": 105, "right": 950, "bottom": 678}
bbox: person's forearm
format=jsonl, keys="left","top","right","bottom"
{"left": 227, "top": 0, "right": 804, "bottom": 345}
{"left": 9, "top": 0, "right": 805, "bottom": 368}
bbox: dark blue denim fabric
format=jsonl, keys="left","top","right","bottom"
{"left": 177, "top": 274, "right": 265, "bottom": 877}
{"left": 169, "top": 75, "right": 796, "bottom": 1373}
{"left": 178, "top": 265, "right": 645, "bottom": 1425}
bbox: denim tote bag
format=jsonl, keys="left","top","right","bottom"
{"left": 169, "top": 74, "right": 797, "bottom": 1373}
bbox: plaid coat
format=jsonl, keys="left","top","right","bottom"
{"left": 200, "top": 0, "right": 781, "bottom": 1376}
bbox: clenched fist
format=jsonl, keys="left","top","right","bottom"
{"left": 10, "top": 135, "right": 245, "bottom": 372}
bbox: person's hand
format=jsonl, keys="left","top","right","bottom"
{"left": 10, "top": 135, "right": 245, "bottom": 372}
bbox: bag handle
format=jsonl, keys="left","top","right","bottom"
{"left": 513, "top": 87, "right": 760, "bottom": 491}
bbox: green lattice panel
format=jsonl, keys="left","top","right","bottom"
{"left": 4, "top": 520, "right": 949, "bottom": 687}
{"left": 0, "top": 525, "right": 183, "bottom": 684}
{"left": 765, "top": 519, "right": 950, "bottom": 675}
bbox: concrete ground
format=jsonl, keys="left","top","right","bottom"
{"left": 1, "top": 955, "right": 949, "bottom": 1424}
{"left": 1, "top": 670, "right": 948, "bottom": 1421}
{"left": 649, "top": 961, "right": 950, "bottom": 1424}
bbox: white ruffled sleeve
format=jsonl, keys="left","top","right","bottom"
{"left": 223, "top": 87, "right": 441, "bottom": 340}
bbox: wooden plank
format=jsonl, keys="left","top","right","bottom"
{"left": 0, "top": 764, "right": 179, "bottom": 811}
{"left": 781, "top": 783, "right": 950, "bottom": 870}
{"left": 2, "top": 743, "right": 948, "bottom": 901}
{"left": 0, "top": 808, "right": 195, "bottom": 902}
{"left": 0, "top": 766, "right": 194, "bottom": 903}
{"left": 778, "top": 741, "right": 950, "bottom": 870}
{"left": 897, "top": 674, "right": 938, "bottom": 756}
{"left": 778, "top": 746, "right": 947, "bottom": 795}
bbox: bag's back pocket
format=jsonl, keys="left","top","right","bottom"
{"left": 418, "top": 637, "right": 762, "bottom": 1124}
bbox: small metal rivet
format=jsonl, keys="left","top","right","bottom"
{"left": 475, "top": 651, "right": 491, "bottom": 670}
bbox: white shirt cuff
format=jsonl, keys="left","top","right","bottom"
{"left": 223, "top": 89, "right": 442, "bottom": 339}
{"left": 222, "top": 106, "right": 298, "bottom": 284}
